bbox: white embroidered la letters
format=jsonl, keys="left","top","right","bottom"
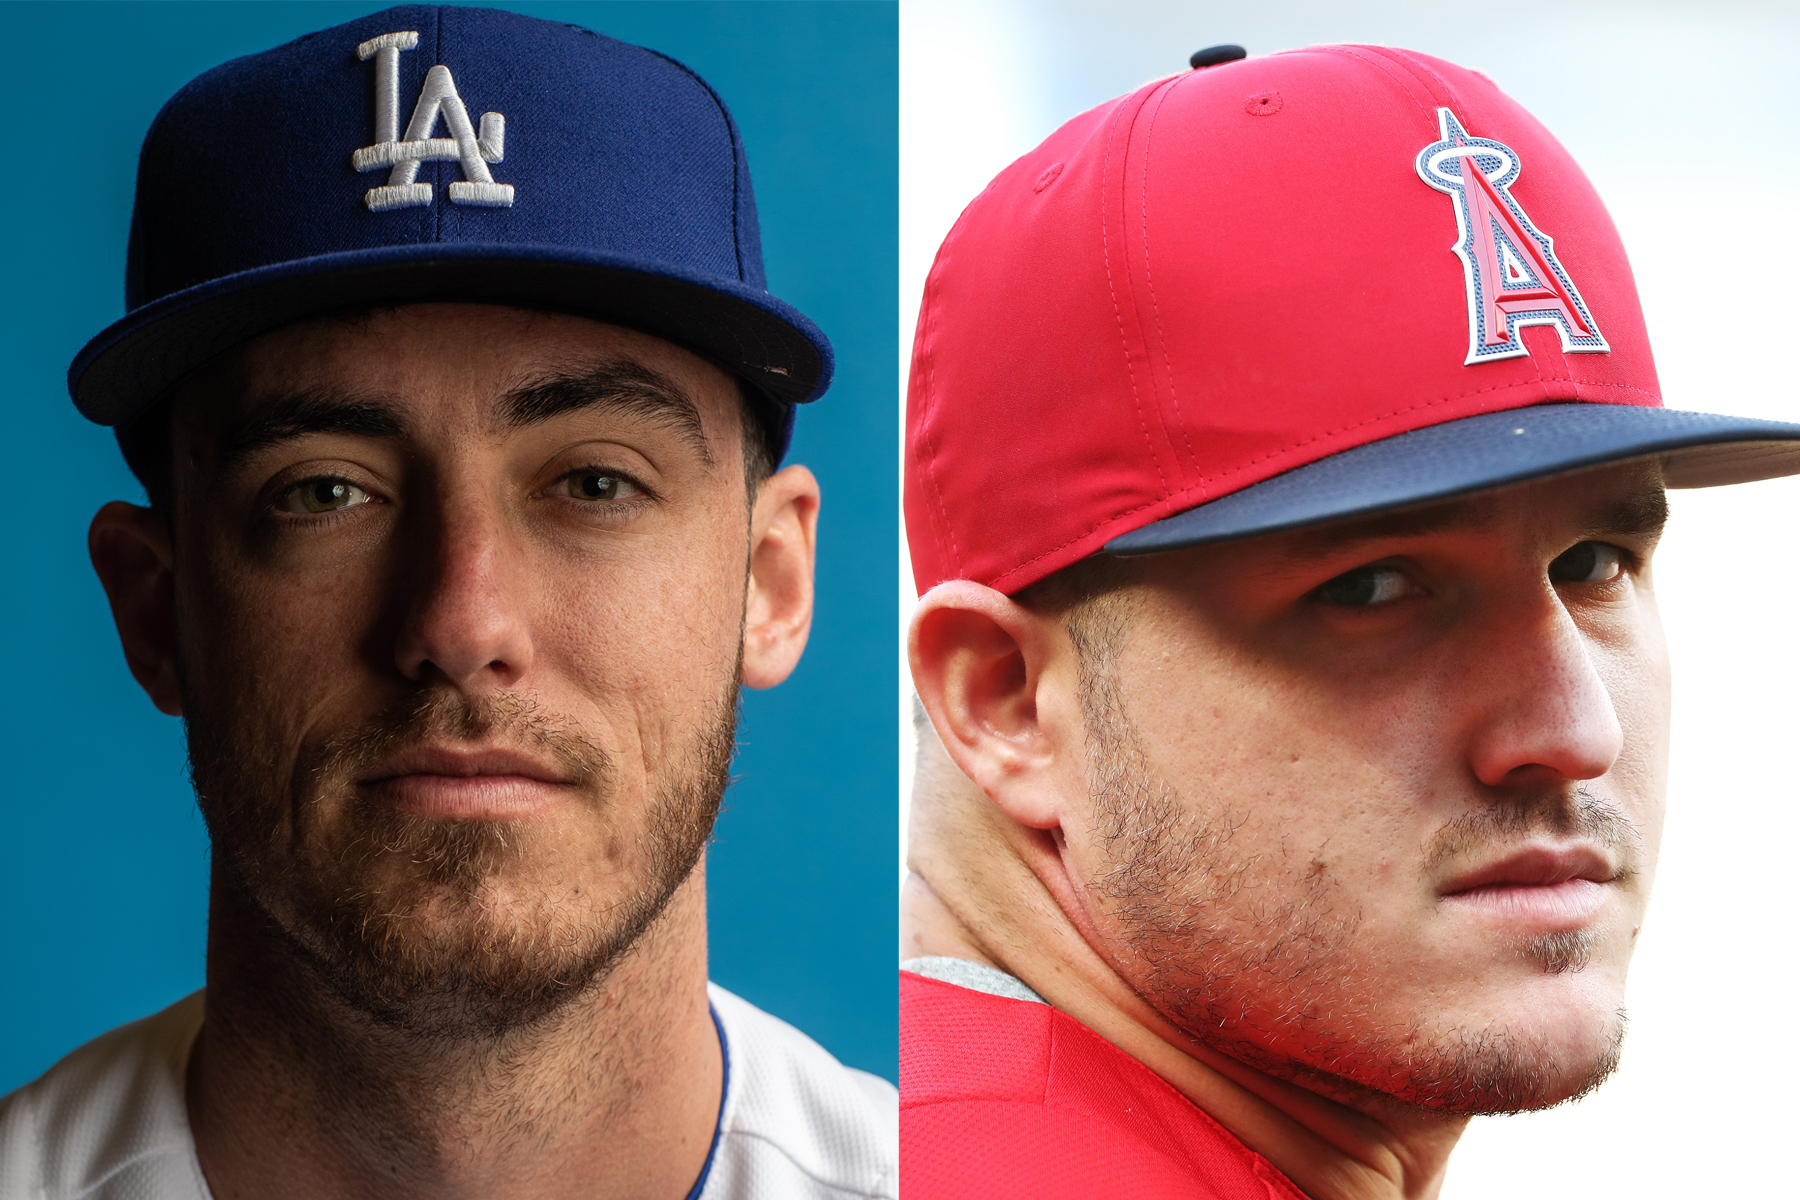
{"left": 352, "top": 32, "right": 513, "bottom": 212}
{"left": 1415, "top": 108, "right": 1604, "bottom": 364}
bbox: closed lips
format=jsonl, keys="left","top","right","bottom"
{"left": 360, "top": 746, "right": 574, "bottom": 786}
{"left": 1439, "top": 845, "right": 1615, "bottom": 896}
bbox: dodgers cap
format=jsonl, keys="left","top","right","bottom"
{"left": 904, "top": 44, "right": 1800, "bottom": 595}
{"left": 70, "top": 5, "right": 832, "bottom": 456}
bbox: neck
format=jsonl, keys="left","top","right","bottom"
{"left": 903, "top": 791, "right": 1465, "bottom": 1200}
{"left": 188, "top": 864, "right": 721, "bottom": 1200}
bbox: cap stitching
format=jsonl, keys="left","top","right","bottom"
{"left": 1186, "top": 378, "right": 1658, "bottom": 492}
{"left": 987, "top": 379, "right": 1660, "bottom": 591}
{"left": 1100, "top": 88, "right": 1168, "bottom": 499}
{"left": 1350, "top": 45, "right": 1463, "bottom": 113}
{"left": 645, "top": 48, "right": 748, "bottom": 282}
{"left": 911, "top": 134, "right": 1064, "bottom": 584}
{"left": 1135, "top": 74, "right": 1204, "bottom": 486}
{"left": 920, "top": 285, "right": 962, "bottom": 574}
{"left": 1321, "top": 45, "right": 1443, "bottom": 126}
{"left": 916, "top": 234, "right": 964, "bottom": 576}
{"left": 128, "top": 40, "right": 246, "bottom": 313}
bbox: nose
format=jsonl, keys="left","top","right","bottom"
{"left": 392, "top": 488, "right": 534, "bottom": 691}
{"left": 1464, "top": 589, "right": 1624, "bottom": 789}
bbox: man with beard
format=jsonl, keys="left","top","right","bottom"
{"left": 0, "top": 8, "right": 895, "bottom": 1200}
{"left": 900, "top": 42, "right": 1800, "bottom": 1200}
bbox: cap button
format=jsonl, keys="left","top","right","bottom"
{"left": 1189, "top": 44, "right": 1247, "bottom": 69}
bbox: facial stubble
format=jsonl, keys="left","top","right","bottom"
{"left": 1067, "top": 596, "right": 1634, "bottom": 1116}
{"left": 187, "top": 683, "right": 738, "bottom": 1040}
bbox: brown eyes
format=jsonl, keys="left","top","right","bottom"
{"left": 1548, "top": 541, "right": 1627, "bottom": 585}
{"left": 1316, "top": 564, "right": 1416, "bottom": 607}
{"left": 1316, "top": 542, "right": 1630, "bottom": 609}
{"left": 561, "top": 471, "right": 644, "bottom": 502}
{"left": 275, "top": 478, "right": 372, "bottom": 515}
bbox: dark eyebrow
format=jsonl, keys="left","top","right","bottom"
{"left": 1274, "top": 471, "right": 1669, "bottom": 563}
{"left": 499, "top": 360, "right": 714, "bottom": 467}
{"left": 1276, "top": 495, "right": 1494, "bottom": 561}
{"left": 215, "top": 389, "right": 405, "bottom": 470}
{"left": 1589, "top": 484, "right": 1669, "bottom": 540}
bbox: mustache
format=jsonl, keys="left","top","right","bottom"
{"left": 1423, "top": 783, "right": 1643, "bottom": 876}
{"left": 307, "top": 689, "right": 612, "bottom": 796}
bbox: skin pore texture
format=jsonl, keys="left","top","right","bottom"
{"left": 88, "top": 304, "right": 821, "bottom": 1200}
{"left": 904, "top": 463, "right": 1671, "bottom": 1200}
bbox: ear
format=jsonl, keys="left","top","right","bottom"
{"left": 89, "top": 501, "right": 183, "bottom": 716}
{"left": 740, "top": 464, "right": 820, "bottom": 690}
{"left": 908, "top": 581, "right": 1080, "bottom": 830}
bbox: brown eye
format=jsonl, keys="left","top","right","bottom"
{"left": 1316, "top": 564, "right": 1416, "bottom": 607}
{"left": 1549, "top": 542, "right": 1626, "bottom": 585}
{"left": 563, "top": 471, "right": 642, "bottom": 502}
{"left": 278, "top": 478, "right": 371, "bottom": 515}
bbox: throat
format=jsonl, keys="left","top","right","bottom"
{"left": 187, "top": 866, "right": 722, "bottom": 1200}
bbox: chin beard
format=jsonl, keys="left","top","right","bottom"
{"left": 1373, "top": 1012, "right": 1626, "bottom": 1115}
{"left": 189, "top": 686, "right": 738, "bottom": 1041}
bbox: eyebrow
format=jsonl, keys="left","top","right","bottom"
{"left": 211, "top": 360, "right": 716, "bottom": 471}
{"left": 215, "top": 388, "right": 404, "bottom": 470}
{"left": 500, "top": 360, "right": 714, "bottom": 467}
{"left": 1275, "top": 473, "right": 1670, "bottom": 562}
{"left": 1278, "top": 497, "right": 1493, "bottom": 558}
{"left": 1586, "top": 484, "right": 1669, "bottom": 540}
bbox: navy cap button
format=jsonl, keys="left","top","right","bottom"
{"left": 1189, "top": 44, "right": 1247, "bottom": 69}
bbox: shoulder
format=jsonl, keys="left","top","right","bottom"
{"left": 699, "top": 983, "right": 897, "bottom": 1200}
{"left": 0, "top": 992, "right": 211, "bottom": 1200}
{"left": 900, "top": 970, "right": 1296, "bottom": 1200}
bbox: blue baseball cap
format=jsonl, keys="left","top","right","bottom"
{"left": 68, "top": 4, "right": 832, "bottom": 456}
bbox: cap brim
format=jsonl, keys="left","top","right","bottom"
{"left": 1106, "top": 404, "right": 1800, "bottom": 555}
{"left": 68, "top": 243, "right": 833, "bottom": 426}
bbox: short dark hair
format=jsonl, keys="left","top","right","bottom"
{"left": 115, "top": 373, "right": 779, "bottom": 517}
{"left": 1013, "top": 552, "right": 1141, "bottom": 620}
{"left": 1013, "top": 552, "right": 1145, "bottom": 680}
{"left": 114, "top": 392, "right": 177, "bottom": 515}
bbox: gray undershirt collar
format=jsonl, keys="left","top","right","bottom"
{"left": 900, "top": 956, "right": 1048, "bottom": 1005}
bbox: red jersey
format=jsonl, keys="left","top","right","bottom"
{"left": 900, "top": 970, "right": 1308, "bottom": 1200}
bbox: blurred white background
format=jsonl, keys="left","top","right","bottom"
{"left": 898, "top": 2, "right": 1800, "bottom": 1195}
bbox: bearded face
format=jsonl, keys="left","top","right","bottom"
{"left": 152, "top": 306, "right": 776, "bottom": 1039}
{"left": 188, "top": 684, "right": 738, "bottom": 1037}
{"left": 1050, "top": 466, "right": 1669, "bottom": 1115}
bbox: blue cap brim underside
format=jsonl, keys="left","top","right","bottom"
{"left": 1106, "top": 404, "right": 1800, "bottom": 555}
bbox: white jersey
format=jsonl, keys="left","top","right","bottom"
{"left": 0, "top": 983, "right": 897, "bottom": 1200}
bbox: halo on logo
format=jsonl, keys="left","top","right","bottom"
{"left": 1415, "top": 109, "right": 1606, "bottom": 365}
{"left": 1422, "top": 141, "right": 1517, "bottom": 190}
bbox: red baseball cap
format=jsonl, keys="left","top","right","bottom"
{"left": 905, "top": 44, "right": 1800, "bottom": 595}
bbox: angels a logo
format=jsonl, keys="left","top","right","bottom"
{"left": 351, "top": 31, "right": 514, "bottom": 212}
{"left": 1415, "top": 109, "right": 1605, "bottom": 364}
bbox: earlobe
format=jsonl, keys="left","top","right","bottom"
{"left": 740, "top": 464, "right": 819, "bottom": 690}
{"left": 909, "top": 582, "right": 1069, "bottom": 830}
{"left": 89, "top": 501, "right": 183, "bottom": 716}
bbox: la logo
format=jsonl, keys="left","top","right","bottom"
{"left": 351, "top": 31, "right": 514, "bottom": 212}
{"left": 1415, "top": 109, "right": 1605, "bottom": 364}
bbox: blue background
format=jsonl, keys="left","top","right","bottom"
{"left": 0, "top": 1, "right": 895, "bottom": 1091}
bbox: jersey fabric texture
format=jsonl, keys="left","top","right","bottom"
{"left": 900, "top": 966, "right": 1307, "bottom": 1200}
{"left": 0, "top": 983, "right": 897, "bottom": 1200}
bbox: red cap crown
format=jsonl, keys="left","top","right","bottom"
{"left": 905, "top": 45, "right": 1657, "bottom": 595}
